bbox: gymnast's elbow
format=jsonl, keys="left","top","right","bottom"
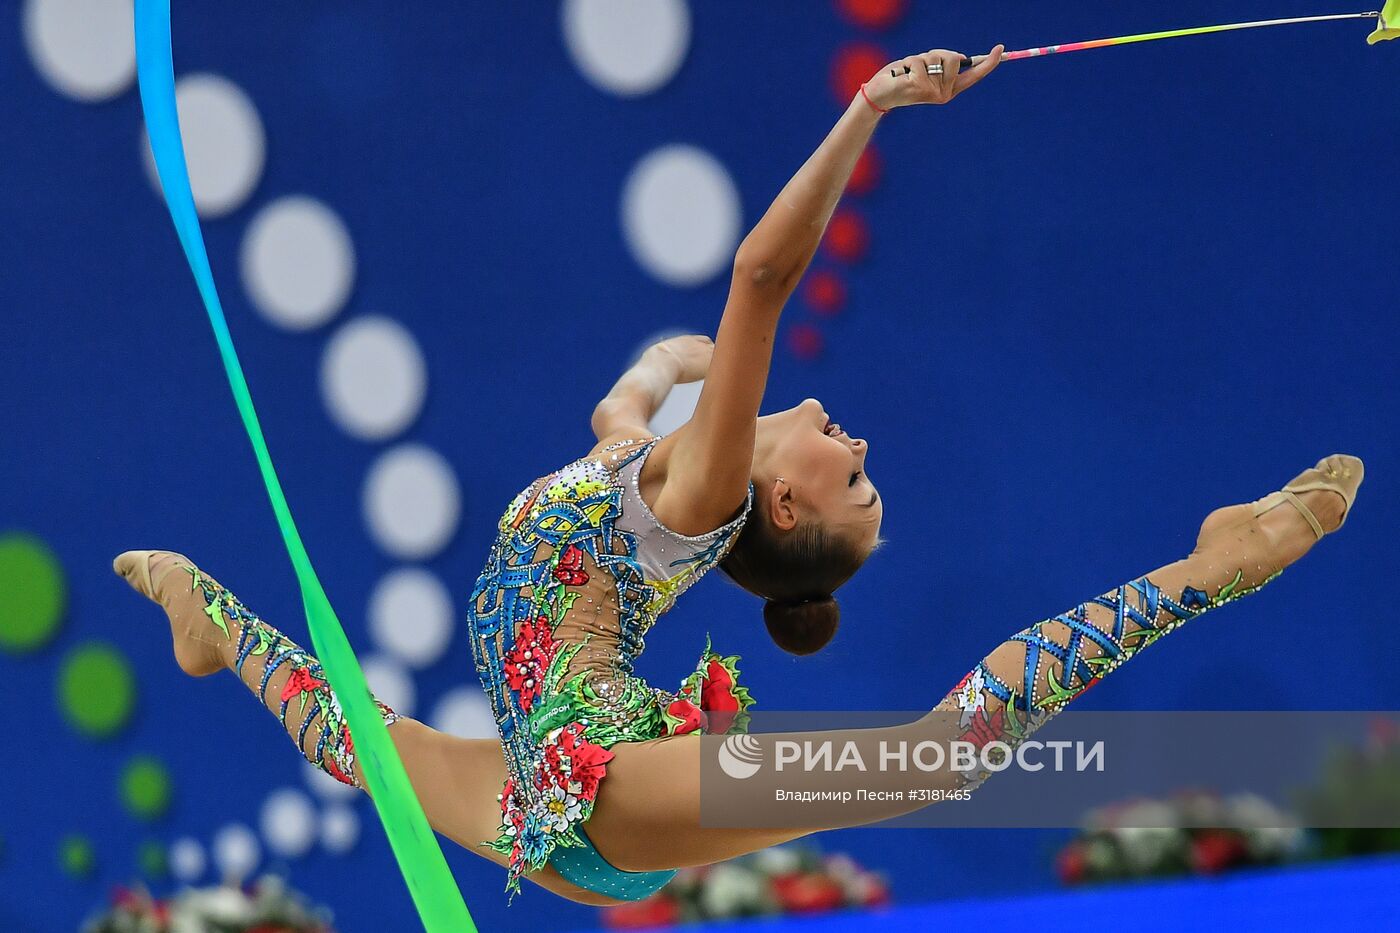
{"left": 731, "top": 245, "right": 800, "bottom": 294}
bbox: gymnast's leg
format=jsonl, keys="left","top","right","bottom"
{"left": 115, "top": 555, "right": 519, "bottom": 853}
{"left": 112, "top": 551, "right": 633, "bottom": 904}
{"left": 588, "top": 455, "right": 1363, "bottom": 871}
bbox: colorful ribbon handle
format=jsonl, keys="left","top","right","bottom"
{"left": 132, "top": 3, "right": 476, "bottom": 929}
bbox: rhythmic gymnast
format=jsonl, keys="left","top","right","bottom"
{"left": 115, "top": 46, "right": 1364, "bottom": 905}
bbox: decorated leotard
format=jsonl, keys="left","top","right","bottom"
{"left": 466, "top": 438, "right": 755, "bottom": 893}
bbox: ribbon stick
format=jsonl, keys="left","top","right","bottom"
{"left": 132, "top": 3, "right": 475, "bottom": 930}
{"left": 959, "top": 10, "right": 1392, "bottom": 68}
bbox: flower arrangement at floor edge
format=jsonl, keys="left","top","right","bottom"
{"left": 1054, "top": 790, "right": 1306, "bottom": 887}
{"left": 1296, "top": 716, "right": 1400, "bottom": 860}
{"left": 81, "top": 874, "right": 334, "bottom": 933}
{"left": 601, "top": 844, "right": 890, "bottom": 929}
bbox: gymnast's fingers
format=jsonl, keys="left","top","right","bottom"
{"left": 936, "top": 49, "right": 961, "bottom": 100}
{"left": 954, "top": 45, "right": 1004, "bottom": 94}
{"left": 917, "top": 49, "right": 956, "bottom": 102}
{"left": 910, "top": 49, "right": 951, "bottom": 103}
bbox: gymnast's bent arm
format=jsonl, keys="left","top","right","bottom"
{"left": 590, "top": 334, "right": 715, "bottom": 448}
{"left": 648, "top": 45, "right": 1005, "bottom": 534}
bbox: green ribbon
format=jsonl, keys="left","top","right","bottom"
{"left": 133, "top": 3, "right": 475, "bottom": 929}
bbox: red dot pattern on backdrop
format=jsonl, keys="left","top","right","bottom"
{"left": 847, "top": 147, "right": 881, "bottom": 196}
{"left": 803, "top": 270, "right": 846, "bottom": 317}
{"left": 830, "top": 42, "right": 890, "bottom": 105}
{"left": 792, "top": 3, "right": 906, "bottom": 362}
{"left": 836, "top": 0, "right": 907, "bottom": 31}
{"left": 787, "top": 323, "right": 825, "bottom": 361}
{"left": 823, "top": 209, "right": 869, "bottom": 263}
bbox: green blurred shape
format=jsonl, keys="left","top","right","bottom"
{"left": 58, "top": 643, "right": 136, "bottom": 737}
{"left": 0, "top": 533, "right": 67, "bottom": 653}
{"left": 60, "top": 835, "right": 95, "bottom": 878}
{"left": 138, "top": 840, "right": 167, "bottom": 879}
{"left": 121, "top": 756, "right": 172, "bottom": 820}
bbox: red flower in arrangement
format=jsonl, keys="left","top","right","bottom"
{"left": 603, "top": 893, "right": 681, "bottom": 929}
{"left": 1367, "top": 716, "right": 1400, "bottom": 751}
{"left": 962, "top": 707, "right": 1005, "bottom": 750}
{"left": 558, "top": 723, "right": 614, "bottom": 801}
{"left": 664, "top": 697, "right": 707, "bottom": 736}
{"left": 853, "top": 872, "right": 891, "bottom": 908}
{"left": 1055, "top": 842, "right": 1089, "bottom": 885}
{"left": 1190, "top": 830, "right": 1248, "bottom": 875}
{"left": 771, "top": 872, "right": 847, "bottom": 914}
{"left": 505, "top": 616, "right": 557, "bottom": 711}
{"left": 552, "top": 544, "right": 590, "bottom": 586}
{"left": 279, "top": 667, "right": 326, "bottom": 704}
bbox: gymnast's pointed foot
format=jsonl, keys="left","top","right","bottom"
{"left": 1194, "top": 454, "right": 1364, "bottom": 580}
{"left": 114, "top": 550, "right": 229, "bottom": 677}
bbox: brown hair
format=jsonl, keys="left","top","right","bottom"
{"left": 720, "top": 513, "right": 867, "bottom": 656}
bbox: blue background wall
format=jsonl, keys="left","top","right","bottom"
{"left": 2, "top": 2, "right": 1396, "bottom": 930}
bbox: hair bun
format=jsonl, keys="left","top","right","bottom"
{"left": 763, "top": 596, "right": 840, "bottom": 656}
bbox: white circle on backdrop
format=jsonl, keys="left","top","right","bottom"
{"left": 359, "top": 653, "right": 417, "bottom": 718}
{"left": 623, "top": 145, "right": 741, "bottom": 287}
{"left": 562, "top": 0, "right": 690, "bottom": 97}
{"left": 363, "top": 444, "right": 461, "bottom": 559}
{"left": 259, "top": 788, "right": 318, "bottom": 859}
{"left": 212, "top": 823, "right": 261, "bottom": 882}
{"left": 321, "top": 805, "right": 361, "bottom": 855}
{"left": 23, "top": 0, "right": 135, "bottom": 102}
{"left": 242, "top": 196, "right": 356, "bottom": 331}
{"left": 430, "top": 687, "right": 499, "bottom": 739}
{"left": 302, "top": 760, "right": 358, "bottom": 802}
{"left": 321, "top": 316, "right": 427, "bottom": 441}
{"left": 369, "top": 568, "right": 455, "bottom": 668}
{"left": 168, "top": 837, "right": 206, "bottom": 882}
{"left": 650, "top": 379, "right": 703, "bottom": 435}
{"left": 141, "top": 73, "right": 265, "bottom": 218}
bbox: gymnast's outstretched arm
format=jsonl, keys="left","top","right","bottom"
{"left": 641, "top": 46, "right": 1004, "bottom": 536}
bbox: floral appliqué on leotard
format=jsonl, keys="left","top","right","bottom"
{"left": 466, "top": 439, "right": 754, "bottom": 894}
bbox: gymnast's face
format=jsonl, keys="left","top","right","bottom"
{"left": 755, "top": 398, "right": 883, "bottom": 554}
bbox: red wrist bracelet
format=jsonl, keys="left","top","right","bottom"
{"left": 859, "top": 83, "right": 889, "bottom": 115}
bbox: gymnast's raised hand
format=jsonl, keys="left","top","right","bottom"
{"left": 860, "top": 44, "right": 1004, "bottom": 110}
